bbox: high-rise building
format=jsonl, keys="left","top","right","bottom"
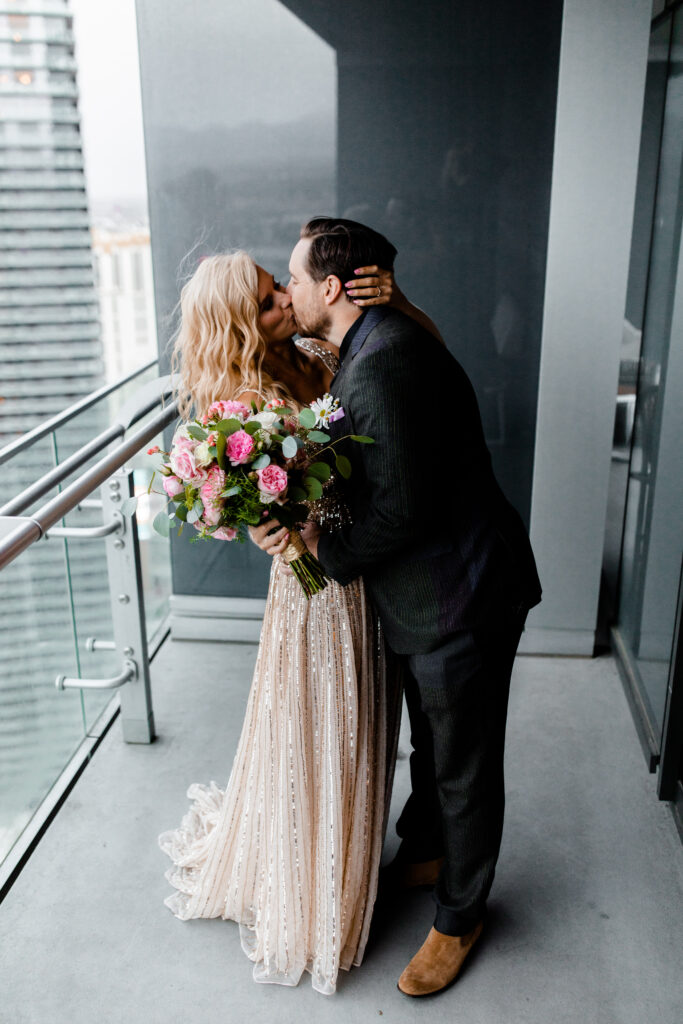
{"left": 92, "top": 227, "right": 158, "bottom": 382}
{"left": 0, "top": 0, "right": 112, "bottom": 861}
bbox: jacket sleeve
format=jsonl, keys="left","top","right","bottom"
{"left": 317, "top": 332, "right": 434, "bottom": 584}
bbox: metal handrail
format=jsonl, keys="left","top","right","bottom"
{"left": 46, "top": 510, "right": 124, "bottom": 540}
{"left": 0, "top": 376, "right": 176, "bottom": 518}
{"left": 0, "top": 358, "right": 158, "bottom": 466}
{"left": 0, "top": 399, "right": 178, "bottom": 571}
{"left": 55, "top": 659, "right": 137, "bottom": 692}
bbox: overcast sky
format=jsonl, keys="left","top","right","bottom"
{"left": 70, "top": 0, "right": 335, "bottom": 206}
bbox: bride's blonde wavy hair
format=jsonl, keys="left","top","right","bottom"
{"left": 170, "top": 251, "right": 292, "bottom": 421}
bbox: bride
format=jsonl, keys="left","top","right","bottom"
{"left": 158, "top": 244, "right": 441, "bottom": 994}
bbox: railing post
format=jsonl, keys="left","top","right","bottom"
{"left": 101, "top": 466, "right": 155, "bottom": 743}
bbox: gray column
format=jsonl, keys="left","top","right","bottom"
{"left": 523, "top": 0, "right": 652, "bottom": 655}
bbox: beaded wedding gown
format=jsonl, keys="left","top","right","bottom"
{"left": 159, "top": 342, "right": 401, "bottom": 995}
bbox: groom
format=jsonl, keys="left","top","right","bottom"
{"left": 253, "top": 217, "right": 541, "bottom": 996}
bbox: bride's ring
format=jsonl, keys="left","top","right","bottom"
{"left": 375, "top": 285, "right": 381, "bottom": 298}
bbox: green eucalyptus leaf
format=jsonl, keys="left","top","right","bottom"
{"left": 252, "top": 453, "right": 271, "bottom": 470}
{"left": 335, "top": 454, "right": 352, "bottom": 479}
{"left": 186, "top": 424, "right": 208, "bottom": 441}
{"left": 120, "top": 496, "right": 138, "bottom": 516}
{"left": 298, "top": 408, "right": 317, "bottom": 429}
{"left": 306, "top": 461, "right": 331, "bottom": 482}
{"left": 221, "top": 484, "right": 241, "bottom": 499}
{"left": 186, "top": 507, "right": 201, "bottom": 524}
{"left": 287, "top": 485, "right": 307, "bottom": 502}
{"left": 304, "top": 476, "right": 324, "bottom": 501}
{"left": 216, "top": 417, "right": 242, "bottom": 435}
{"left": 350, "top": 434, "right": 375, "bottom": 444}
{"left": 153, "top": 508, "right": 171, "bottom": 537}
{"left": 175, "top": 502, "right": 188, "bottom": 522}
{"left": 244, "top": 420, "right": 261, "bottom": 436}
{"left": 282, "top": 435, "right": 298, "bottom": 459}
{"left": 215, "top": 431, "right": 227, "bottom": 469}
{"left": 307, "top": 430, "right": 330, "bottom": 443}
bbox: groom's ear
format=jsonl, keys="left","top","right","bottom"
{"left": 322, "top": 274, "right": 345, "bottom": 306}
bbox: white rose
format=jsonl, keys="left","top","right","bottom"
{"left": 251, "top": 411, "right": 279, "bottom": 430}
{"left": 194, "top": 440, "right": 213, "bottom": 467}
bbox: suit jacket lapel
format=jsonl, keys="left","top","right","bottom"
{"left": 350, "top": 306, "right": 392, "bottom": 358}
{"left": 330, "top": 306, "right": 392, "bottom": 389}
{"left": 328, "top": 307, "right": 392, "bottom": 442}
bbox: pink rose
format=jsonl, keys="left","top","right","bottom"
{"left": 162, "top": 474, "right": 184, "bottom": 498}
{"left": 225, "top": 429, "right": 255, "bottom": 465}
{"left": 192, "top": 521, "right": 236, "bottom": 541}
{"left": 202, "top": 504, "right": 220, "bottom": 525}
{"left": 169, "top": 445, "right": 208, "bottom": 483}
{"left": 200, "top": 464, "right": 226, "bottom": 502}
{"left": 256, "top": 464, "right": 288, "bottom": 497}
{"left": 212, "top": 526, "right": 237, "bottom": 541}
{"left": 199, "top": 465, "right": 226, "bottom": 524}
{"left": 204, "top": 400, "right": 250, "bottom": 423}
{"left": 173, "top": 432, "right": 195, "bottom": 451}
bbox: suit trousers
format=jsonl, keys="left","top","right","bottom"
{"left": 394, "top": 607, "right": 527, "bottom": 936}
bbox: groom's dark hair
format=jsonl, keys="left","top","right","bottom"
{"left": 300, "top": 217, "right": 397, "bottom": 293}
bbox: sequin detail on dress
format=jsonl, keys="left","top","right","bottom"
{"left": 294, "top": 337, "right": 340, "bottom": 375}
{"left": 159, "top": 558, "right": 401, "bottom": 995}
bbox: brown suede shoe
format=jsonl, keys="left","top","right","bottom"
{"left": 397, "top": 921, "right": 484, "bottom": 996}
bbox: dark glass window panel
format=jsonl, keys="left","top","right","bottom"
{"left": 139, "top": 0, "right": 561, "bottom": 597}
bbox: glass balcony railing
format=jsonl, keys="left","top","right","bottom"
{"left": 0, "top": 362, "right": 176, "bottom": 875}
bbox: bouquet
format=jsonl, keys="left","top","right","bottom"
{"left": 127, "top": 395, "right": 372, "bottom": 598}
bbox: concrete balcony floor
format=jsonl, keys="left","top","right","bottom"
{"left": 1, "top": 638, "right": 682, "bottom": 1023}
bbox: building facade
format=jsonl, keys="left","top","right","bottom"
{"left": 92, "top": 227, "right": 157, "bottom": 382}
{"left": 0, "top": 0, "right": 112, "bottom": 861}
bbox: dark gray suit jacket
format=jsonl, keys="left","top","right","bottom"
{"left": 317, "top": 307, "right": 541, "bottom": 655}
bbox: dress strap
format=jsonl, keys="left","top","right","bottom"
{"left": 294, "top": 337, "right": 340, "bottom": 375}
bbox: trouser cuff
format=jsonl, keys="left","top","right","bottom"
{"left": 433, "top": 898, "right": 486, "bottom": 937}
